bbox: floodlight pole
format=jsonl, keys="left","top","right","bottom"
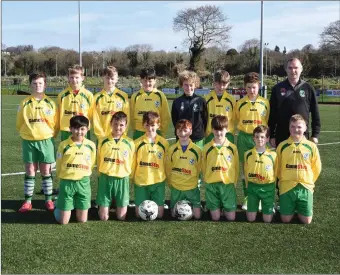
{"left": 78, "top": 0, "right": 82, "bottom": 66}
{"left": 259, "top": 0, "right": 264, "bottom": 97}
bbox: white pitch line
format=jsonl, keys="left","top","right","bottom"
{"left": 318, "top": 142, "right": 340, "bottom": 146}
{"left": 1, "top": 109, "right": 17, "bottom": 111}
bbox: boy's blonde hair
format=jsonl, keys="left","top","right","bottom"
{"left": 101, "top": 66, "right": 118, "bottom": 77}
{"left": 178, "top": 70, "right": 200, "bottom": 87}
{"left": 143, "top": 111, "right": 160, "bottom": 125}
{"left": 289, "top": 114, "right": 306, "bottom": 125}
{"left": 68, "top": 65, "right": 84, "bottom": 76}
{"left": 214, "top": 70, "right": 230, "bottom": 84}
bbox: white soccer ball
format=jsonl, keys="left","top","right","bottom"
{"left": 174, "top": 200, "right": 193, "bottom": 221}
{"left": 138, "top": 200, "right": 158, "bottom": 221}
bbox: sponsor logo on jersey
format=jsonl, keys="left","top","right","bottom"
{"left": 299, "top": 90, "right": 305, "bottom": 97}
{"left": 64, "top": 110, "right": 78, "bottom": 116}
{"left": 293, "top": 150, "right": 301, "bottom": 153}
{"left": 66, "top": 163, "right": 89, "bottom": 170}
{"left": 145, "top": 98, "right": 152, "bottom": 101}
{"left": 242, "top": 119, "right": 262, "bottom": 124}
{"left": 139, "top": 161, "right": 159, "bottom": 168}
{"left": 216, "top": 104, "right": 223, "bottom": 108}
{"left": 180, "top": 156, "right": 187, "bottom": 159}
{"left": 248, "top": 173, "right": 265, "bottom": 181}
{"left": 104, "top": 157, "right": 125, "bottom": 164}
{"left": 211, "top": 166, "right": 228, "bottom": 172}
{"left": 137, "top": 111, "right": 147, "bottom": 116}
{"left": 35, "top": 107, "right": 43, "bottom": 110}
{"left": 255, "top": 160, "right": 263, "bottom": 163}
{"left": 75, "top": 152, "right": 83, "bottom": 155}
{"left": 29, "top": 118, "right": 48, "bottom": 123}
{"left": 250, "top": 108, "right": 257, "bottom": 111}
{"left": 172, "top": 167, "right": 192, "bottom": 175}
{"left": 71, "top": 100, "right": 78, "bottom": 104}
{"left": 286, "top": 164, "right": 308, "bottom": 170}
{"left": 101, "top": 110, "right": 116, "bottom": 115}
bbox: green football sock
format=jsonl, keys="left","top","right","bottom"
{"left": 24, "top": 175, "right": 35, "bottom": 202}
{"left": 42, "top": 175, "right": 53, "bottom": 201}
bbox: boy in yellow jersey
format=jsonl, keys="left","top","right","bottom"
{"left": 130, "top": 68, "right": 171, "bottom": 140}
{"left": 202, "top": 115, "right": 239, "bottom": 221}
{"left": 57, "top": 65, "right": 94, "bottom": 141}
{"left": 244, "top": 125, "right": 277, "bottom": 223}
{"left": 276, "top": 114, "right": 321, "bottom": 224}
{"left": 235, "top": 72, "right": 270, "bottom": 211}
{"left": 16, "top": 72, "right": 58, "bottom": 212}
{"left": 96, "top": 111, "right": 135, "bottom": 221}
{"left": 93, "top": 66, "right": 129, "bottom": 143}
{"left": 205, "top": 70, "right": 236, "bottom": 144}
{"left": 132, "top": 111, "right": 169, "bottom": 219}
{"left": 166, "top": 119, "right": 202, "bottom": 219}
{"left": 54, "top": 116, "right": 96, "bottom": 224}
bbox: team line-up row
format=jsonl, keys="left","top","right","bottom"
{"left": 16, "top": 61, "right": 322, "bottom": 225}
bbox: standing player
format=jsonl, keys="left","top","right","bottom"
{"left": 205, "top": 70, "right": 236, "bottom": 144}
{"left": 171, "top": 70, "right": 208, "bottom": 149}
{"left": 276, "top": 114, "right": 321, "bottom": 224}
{"left": 16, "top": 72, "right": 58, "bottom": 212}
{"left": 93, "top": 66, "right": 129, "bottom": 143}
{"left": 166, "top": 119, "right": 202, "bottom": 219}
{"left": 54, "top": 116, "right": 96, "bottom": 224}
{"left": 132, "top": 111, "right": 169, "bottom": 219}
{"left": 96, "top": 112, "right": 135, "bottom": 221}
{"left": 57, "top": 65, "right": 94, "bottom": 141}
{"left": 244, "top": 125, "right": 277, "bottom": 223}
{"left": 235, "top": 72, "right": 270, "bottom": 211}
{"left": 130, "top": 68, "right": 171, "bottom": 140}
{"left": 202, "top": 115, "right": 239, "bottom": 221}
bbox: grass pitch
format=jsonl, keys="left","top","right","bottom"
{"left": 1, "top": 95, "right": 340, "bottom": 273}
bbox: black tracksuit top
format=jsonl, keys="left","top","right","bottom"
{"left": 171, "top": 93, "right": 208, "bottom": 142}
{"left": 268, "top": 78, "right": 321, "bottom": 144}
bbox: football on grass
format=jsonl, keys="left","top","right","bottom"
{"left": 174, "top": 200, "right": 193, "bottom": 221}
{"left": 138, "top": 200, "right": 158, "bottom": 221}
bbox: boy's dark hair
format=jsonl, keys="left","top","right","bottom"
{"left": 70, "top": 115, "right": 89, "bottom": 129}
{"left": 253, "top": 125, "right": 270, "bottom": 138}
{"left": 29, "top": 72, "right": 46, "bottom": 84}
{"left": 140, "top": 68, "right": 156, "bottom": 79}
{"left": 211, "top": 115, "right": 228, "bottom": 130}
{"left": 110, "top": 111, "right": 127, "bottom": 124}
{"left": 175, "top": 119, "right": 192, "bottom": 131}
{"left": 244, "top": 72, "right": 260, "bottom": 85}
{"left": 214, "top": 70, "right": 230, "bottom": 84}
{"left": 101, "top": 66, "right": 118, "bottom": 77}
{"left": 143, "top": 111, "right": 160, "bottom": 125}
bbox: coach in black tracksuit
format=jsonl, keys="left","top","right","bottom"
{"left": 268, "top": 58, "right": 321, "bottom": 147}
{"left": 171, "top": 90, "right": 208, "bottom": 145}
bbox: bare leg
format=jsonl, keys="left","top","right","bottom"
{"left": 98, "top": 206, "right": 110, "bottom": 221}
{"left": 76, "top": 209, "right": 88, "bottom": 223}
{"left": 210, "top": 209, "right": 221, "bottom": 221}
{"left": 116, "top": 206, "right": 127, "bottom": 221}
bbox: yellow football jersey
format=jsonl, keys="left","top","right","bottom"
{"left": 132, "top": 134, "right": 169, "bottom": 186}
{"left": 244, "top": 147, "right": 277, "bottom": 185}
{"left": 204, "top": 90, "right": 236, "bottom": 135}
{"left": 56, "top": 137, "right": 96, "bottom": 180}
{"left": 202, "top": 139, "right": 239, "bottom": 185}
{"left": 166, "top": 140, "right": 202, "bottom": 191}
{"left": 57, "top": 86, "right": 94, "bottom": 131}
{"left": 93, "top": 88, "right": 130, "bottom": 139}
{"left": 130, "top": 88, "right": 171, "bottom": 135}
{"left": 16, "top": 95, "right": 59, "bottom": 140}
{"left": 235, "top": 95, "right": 269, "bottom": 134}
{"left": 97, "top": 135, "right": 135, "bottom": 178}
{"left": 276, "top": 137, "right": 322, "bottom": 195}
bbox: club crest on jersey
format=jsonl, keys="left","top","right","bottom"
{"left": 116, "top": 101, "right": 123, "bottom": 109}
{"left": 193, "top": 103, "right": 198, "bottom": 112}
{"left": 85, "top": 155, "right": 91, "bottom": 161}
{"left": 157, "top": 152, "right": 163, "bottom": 159}
{"left": 122, "top": 150, "right": 128, "bottom": 158}
{"left": 303, "top": 152, "right": 310, "bottom": 160}
{"left": 189, "top": 158, "right": 195, "bottom": 165}
{"left": 56, "top": 152, "right": 62, "bottom": 159}
{"left": 225, "top": 155, "right": 232, "bottom": 162}
{"left": 265, "top": 164, "right": 272, "bottom": 171}
{"left": 80, "top": 103, "right": 86, "bottom": 109}
{"left": 280, "top": 88, "right": 286, "bottom": 96}
{"left": 155, "top": 101, "right": 160, "bottom": 108}
{"left": 226, "top": 106, "right": 231, "bottom": 112}
{"left": 299, "top": 90, "right": 305, "bottom": 97}
{"left": 261, "top": 110, "right": 266, "bottom": 117}
{"left": 45, "top": 109, "right": 52, "bottom": 115}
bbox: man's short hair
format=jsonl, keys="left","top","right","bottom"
{"left": 29, "top": 72, "right": 46, "bottom": 84}
{"left": 68, "top": 65, "right": 85, "bottom": 76}
{"left": 289, "top": 114, "right": 306, "bottom": 125}
{"left": 101, "top": 66, "right": 118, "bottom": 77}
{"left": 244, "top": 72, "right": 260, "bottom": 86}
{"left": 175, "top": 119, "right": 192, "bottom": 131}
{"left": 178, "top": 70, "right": 200, "bottom": 87}
{"left": 253, "top": 125, "right": 270, "bottom": 138}
{"left": 214, "top": 70, "right": 230, "bottom": 84}
{"left": 110, "top": 111, "right": 127, "bottom": 124}
{"left": 211, "top": 115, "right": 228, "bottom": 130}
{"left": 143, "top": 111, "right": 160, "bottom": 125}
{"left": 140, "top": 68, "right": 156, "bottom": 79}
{"left": 70, "top": 115, "right": 89, "bottom": 129}
{"left": 286, "top": 58, "right": 303, "bottom": 70}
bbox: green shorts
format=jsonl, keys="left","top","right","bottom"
{"left": 61, "top": 130, "right": 91, "bottom": 141}
{"left": 56, "top": 176, "right": 91, "bottom": 211}
{"left": 134, "top": 181, "right": 165, "bottom": 206}
{"left": 205, "top": 182, "right": 237, "bottom": 212}
{"left": 247, "top": 182, "right": 275, "bottom": 214}
{"left": 96, "top": 173, "right": 130, "bottom": 207}
{"left": 205, "top": 132, "right": 235, "bottom": 145}
{"left": 237, "top": 131, "right": 255, "bottom": 163}
{"left": 22, "top": 137, "right": 55, "bottom": 163}
{"left": 279, "top": 184, "right": 313, "bottom": 217}
{"left": 133, "top": 130, "right": 161, "bottom": 140}
{"left": 170, "top": 186, "right": 201, "bottom": 208}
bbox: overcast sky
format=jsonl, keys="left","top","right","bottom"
{"left": 2, "top": 1, "right": 339, "bottom": 53}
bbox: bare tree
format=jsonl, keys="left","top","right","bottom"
{"left": 320, "top": 20, "right": 340, "bottom": 49}
{"left": 173, "top": 4, "right": 232, "bottom": 71}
